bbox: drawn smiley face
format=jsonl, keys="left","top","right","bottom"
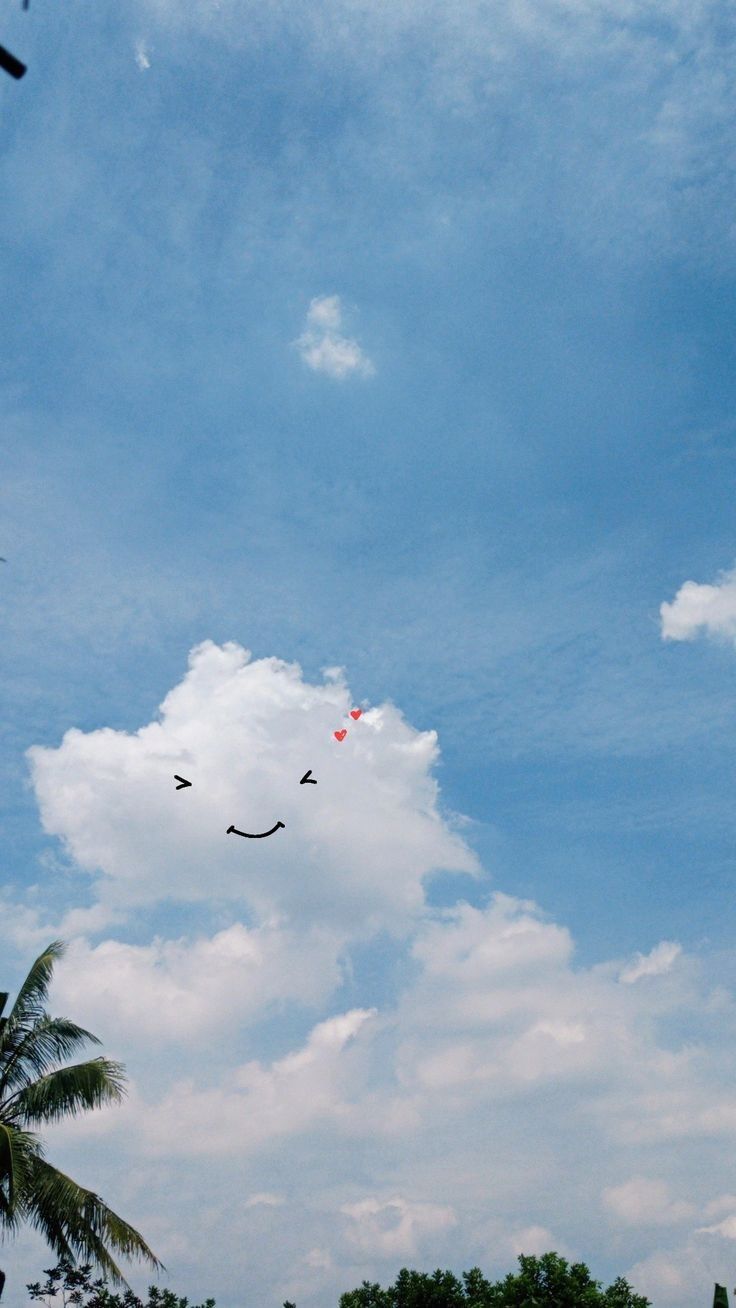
{"left": 173, "top": 768, "right": 317, "bottom": 838}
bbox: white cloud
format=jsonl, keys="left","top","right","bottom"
{"left": 50, "top": 1005, "right": 379, "bottom": 1158}
{"left": 695, "top": 1214, "right": 736, "bottom": 1239}
{"left": 47, "top": 923, "right": 346, "bottom": 1045}
{"left": 601, "top": 1177, "right": 697, "bottom": 1226}
{"left": 624, "top": 1237, "right": 734, "bottom": 1306}
{"left": 660, "top": 566, "right": 736, "bottom": 644}
{"left": 619, "top": 940, "right": 682, "bottom": 983}
{"left": 305, "top": 296, "right": 342, "bottom": 331}
{"left": 625, "top": 1248, "right": 691, "bottom": 1296}
{"left": 296, "top": 295, "right": 375, "bottom": 379}
{"left": 134, "top": 39, "right": 151, "bottom": 70}
{"left": 26, "top": 640, "right": 479, "bottom": 941}
{"left": 390, "top": 899, "right": 688, "bottom": 1104}
{"left": 304, "top": 1247, "right": 333, "bottom": 1270}
{"left": 244, "top": 1192, "right": 285, "bottom": 1209}
{"left": 339, "top": 1196, "right": 457, "bottom": 1257}
{"left": 703, "top": 1195, "right": 736, "bottom": 1220}
{"left": 21, "top": 641, "right": 479, "bottom": 1066}
{"left": 25, "top": 875, "right": 736, "bottom": 1308}
{"left": 16, "top": 643, "right": 736, "bottom": 1308}
{"left": 507, "top": 1226, "right": 561, "bottom": 1258}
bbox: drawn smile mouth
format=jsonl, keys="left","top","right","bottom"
{"left": 226, "top": 821, "right": 285, "bottom": 839}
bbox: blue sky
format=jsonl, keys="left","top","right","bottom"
{"left": 2, "top": 0, "right": 736, "bottom": 1304}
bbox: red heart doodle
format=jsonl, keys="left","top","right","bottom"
{"left": 334, "top": 729, "right": 347, "bottom": 741}
{"left": 350, "top": 709, "right": 362, "bottom": 720}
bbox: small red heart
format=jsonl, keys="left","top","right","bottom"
{"left": 334, "top": 729, "right": 347, "bottom": 741}
{"left": 350, "top": 708, "right": 362, "bottom": 720}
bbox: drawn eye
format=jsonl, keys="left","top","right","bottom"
{"left": 300, "top": 770, "right": 317, "bottom": 785}
{"left": 174, "top": 775, "right": 192, "bottom": 790}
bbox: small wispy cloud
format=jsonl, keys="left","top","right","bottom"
{"left": 244, "top": 1192, "right": 286, "bottom": 1209}
{"left": 134, "top": 39, "right": 151, "bottom": 71}
{"left": 660, "top": 565, "right": 736, "bottom": 644}
{"left": 296, "top": 295, "right": 375, "bottom": 380}
{"left": 619, "top": 940, "right": 682, "bottom": 984}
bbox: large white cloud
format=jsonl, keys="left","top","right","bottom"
{"left": 26, "top": 640, "right": 479, "bottom": 937}
{"left": 35, "top": 882, "right": 736, "bottom": 1308}
{"left": 12, "top": 642, "right": 736, "bottom": 1308}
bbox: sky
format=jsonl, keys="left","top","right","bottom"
{"left": 2, "top": 0, "right": 736, "bottom": 1304}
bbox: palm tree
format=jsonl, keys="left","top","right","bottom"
{"left": 0, "top": 941, "right": 165, "bottom": 1300}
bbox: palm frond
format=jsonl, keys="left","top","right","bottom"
{"left": 0, "top": 1018, "right": 103, "bottom": 1101}
{"left": 3, "top": 1058, "right": 127, "bottom": 1126}
{"left": 21, "top": 1157, "right": 166, "bottom": 1287}
{"left": 0, "top": 943, "right": 163, "bottom": 1289}
{"left": 12, "top": 1164, "right": 77, "bottom": 1265}
{"left": 0, "top": 1121, "right": 42, "bottom": 1229}
{"left": 7, "top": 944, "right": 66, "bottom": 1030}
{"left": 0, "top": 993, "right": 13, "bottom": 1062}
